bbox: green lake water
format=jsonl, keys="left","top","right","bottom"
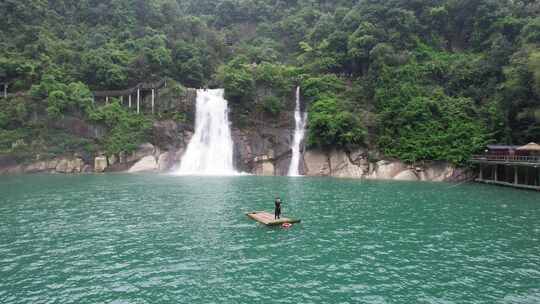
{"left": 0, "top": 174, "right": 539, "bottom": 304}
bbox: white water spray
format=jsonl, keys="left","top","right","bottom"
{"left": 176, "top": 89, "right": 236, "bottom": 175}
{"left": 287, "top": 87, "right": 308, "bottom": 176}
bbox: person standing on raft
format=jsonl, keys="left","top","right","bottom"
{"left": 274, "top": 197, "right": 282, "bottom": 219}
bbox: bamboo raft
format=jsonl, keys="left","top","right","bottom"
{"left": 246, "top": 211, "right": 301, "bottom": 226}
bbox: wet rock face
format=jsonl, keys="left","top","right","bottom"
{"left": 231, "top": 126, "right": 293, "bottom": 175}
{"left": 152, "top": 120, "right": 193, "bottom": 151}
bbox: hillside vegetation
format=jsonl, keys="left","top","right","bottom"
{"left": 1, "top": 0, "right": 539, "bottom": 164}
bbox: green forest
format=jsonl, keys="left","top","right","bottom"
{"left": 1, "top": 0, "right": 539, "bottom": 164}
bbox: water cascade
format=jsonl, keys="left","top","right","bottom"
{"left": 176, "top": 89, "right": 236, "bottom": 175}
{"left": 287, "top": 87, "right": 308, "bottom": 176}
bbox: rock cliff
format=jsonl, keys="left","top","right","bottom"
{"left": 0, "top": 86, "right": 471, "bottom": 182}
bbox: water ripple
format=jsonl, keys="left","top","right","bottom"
{"left": 0, "top": 175, "right": 539, "bottom": 303}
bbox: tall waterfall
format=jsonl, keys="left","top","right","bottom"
{"left": 176, "top": 89, "right": 236, "bottom": 175}
{"left": 287, "top": 87, "right": 308, "bottom": 176}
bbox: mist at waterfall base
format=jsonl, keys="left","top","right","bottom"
{"left": 288, "top": 87, "right": 308, "bottom": 177}
{"left": 1, "top": 174, "right": 540, "bottom": 304}
{"left": 175, "top": 89, "right": 237, "bottom": 175}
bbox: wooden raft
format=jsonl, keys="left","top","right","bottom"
{"left": 246, "top": 211, "right": 301, "bottom": 226}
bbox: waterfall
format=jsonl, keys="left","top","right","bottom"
{"left": 176, "top": 89, "right": 236, "bottom": 175}
{"left": 287, "top": 87, "right": 308, "bottom": 176}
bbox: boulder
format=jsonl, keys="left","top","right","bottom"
{"left": 394, "top": 170, "right": 419, "bottom": 181}
{"left": 128, "top": 156, "right": 158, "bottom": 173}
{"left": 54, "top": 158, "right": 84, "bottom": 173}
{"left": 55, "top": 158, "right": 84, "bottom": 173}
{"left": 55, "top": 159, "right": 69, "bottom": 173}
{"left": 419, "top": 162, "right": 455, "bottom": 182}
{"left": 25, "top": 161, "right": 48, "bottom": 173}
{"left": 369, "top": 160, "right": 407, "bottom": 180}
{"left": 46, "top": 159, "right": 59, "bottom": 170}
{"left": 125, "top": 143, "right": 156, "bottom": 163}
{"left": 304, "top": 150, "right": 330, "bottom": 176}
{"left": 349, "top": 148, "right": 368, "bottom": 165}
{"left": 94, "top": 156, "right": 108, "bottom": 173}
{"left": 329, "top": 150, "right": 365, "bottom": 178}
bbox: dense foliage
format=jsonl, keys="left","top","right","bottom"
{"left": 1, "top": 0, "right": 539, "bottom": 163}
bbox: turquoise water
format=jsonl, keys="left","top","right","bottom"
{"left": 1, "top": 174, "right": 539, "bottom": 304}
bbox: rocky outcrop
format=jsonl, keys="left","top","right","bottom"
{"left": 94, "top": 156, "right": 108, "bottom": 173}
{"left": 393, "top": 170, "right": 419, "bottom": 181}
{"left": 253, "top": 158, "right": 275, "bottom": 176}
{"left": 152, "top": 120, "right": 193, "bottom": 151}
{"left": 0, "top": 156, "right": 87, "bottom": 175}
{"left": 231, "top": 125, "right": 293, "bottom": 175}
{"left": 126, "top": 143, "right": 157, "bottom": 164}
{"left": 55, "top": 158, "right": 85, "bottom": 173}
{"left": 419, "top": 162, "right": 460, "bottom": 181}
{"left": 329, "top": 150, "right": 366, "bottom": 178}
{"left": 301, "top": 149, "right": 470, "bottom": 182}
{"left": 122, "top": 141, "right": 185, "bottom": 173}
{"left": 367, "top": 160, "right": 408, "bottom": 180}
{"left": 128, "top": 155, "right": 158, "bottom": 173}
{"left": 303, "top": 150, "right": 330, "bottom": 176}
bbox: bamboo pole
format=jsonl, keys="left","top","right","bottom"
{"left": 151, "top": 88, "right": 155, "bottom": 114}
{"left": 137, "top": 88, "right": 140, "bottom": 114}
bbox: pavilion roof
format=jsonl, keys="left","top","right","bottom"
{"left": 516, "top": 142, "right": 540, "bottom": 151}
{"left": 486, "top": 145, "right": 519, "bottom": 150}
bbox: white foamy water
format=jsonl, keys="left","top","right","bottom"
{"left": 176, "top": 89, "right": 237, "bottom": 175}
{"left": 287, "top": 87, "right": 308, "bottom": 176}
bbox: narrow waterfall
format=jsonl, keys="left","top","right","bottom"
{"left": 176, "top": 89, "right": 236, "bottom": 175}
{"left": 287, "top": 87, "right": 308, "bottom": 176}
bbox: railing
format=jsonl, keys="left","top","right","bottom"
{"left": 471, "top": 155, "right": 540, "bottom": 163}
{"left": 92, "top": 79, "right": 167, "bottom": 97}
{"left": 0, "top": 80, "right": 168, "bottom": 99}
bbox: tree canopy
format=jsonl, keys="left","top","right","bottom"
{"left": 1, "top": 0, "right": 539, "bottom": 163}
